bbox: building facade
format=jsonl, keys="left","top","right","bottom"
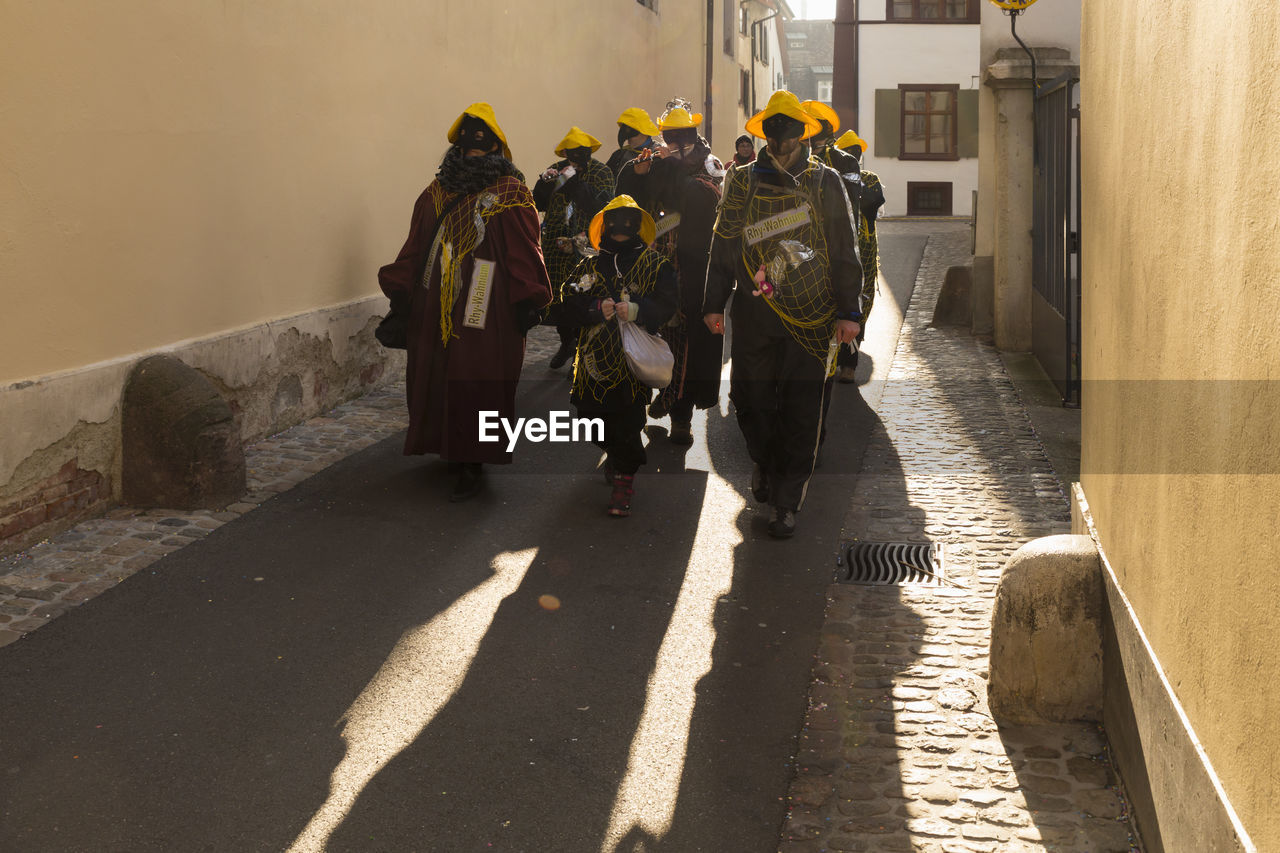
{"left": 833, "top": 0, "right": 981, "bottom": 217}
{"left": 0, "top": 0, "right": 741, "bottom": 554}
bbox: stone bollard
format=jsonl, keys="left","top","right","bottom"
{"left": 122, "top": 355, "right": 246, "bottom": 509}
{"left": 931, "top": 264, "right": 973, "bottom": 327}
{"left": 988, "top": 534, "right": 1104, "bottom": 724}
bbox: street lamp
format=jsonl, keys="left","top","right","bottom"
{"left": 989, "top": 0, "right": 1042, "bottom": 90}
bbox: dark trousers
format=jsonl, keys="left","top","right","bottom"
{"left": 593, "top": 400, "right": 648, "bottom": 476}
{"left": 729, "top": 333, "right": 827, "bottom": 511}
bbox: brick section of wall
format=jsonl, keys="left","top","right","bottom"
{"left": 0, "top": 459, "right": 110, "bottom": 549}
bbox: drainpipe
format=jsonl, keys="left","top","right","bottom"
{"left": 832, "top": 0, "right": 858, "bottom": 130}
{"left": 705, "top": 0, "right": 715, "bottom": 146}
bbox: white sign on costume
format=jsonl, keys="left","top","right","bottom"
{"left": 463, "top": 259, "right": 495, "bottom": 329}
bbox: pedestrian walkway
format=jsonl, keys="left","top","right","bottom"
{"left": 780, "top": 223, "right": 1139, "bottom": 852}
{"left": 0, "top": 327, "right": 560, "bottom": 649}
{"left": 0, "top": 221, "right": 1140, "bottom": 852}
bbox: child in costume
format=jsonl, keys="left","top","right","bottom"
{"left": 559, "top": 195, "right": 678, "bottom": 517}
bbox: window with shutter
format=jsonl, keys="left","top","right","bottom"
{"left": 899, "top": 84, "right": 959, "bottom": 160}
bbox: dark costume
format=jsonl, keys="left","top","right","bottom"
{"left": 378, "top": 147, "right": 552, "bottom": 468}
{"left": 561, "top": 242, "right": 677, "bottom": 474}
{"left": 703, "top": 135, "right": 862, "bottom": 520}
{"left": 606, "top": 141, "right": 654, "bottom": 181}
{"left": 533, "top": 142, "right": 614, "bottom": 363}
{"left": 606, "top": 108, "right": 661, "bottom": 180}
{"left": 560, "top": 202, "right": 677, "bottom": 518}
{"left": 616, "top": 137, "right": 725, "bottom": 432}
{"left": 815, "top": 141, "right": 885, "bottom": 371}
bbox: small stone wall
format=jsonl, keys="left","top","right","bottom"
{"left": 0, "top": 295, "right": 403, "bottom": 555}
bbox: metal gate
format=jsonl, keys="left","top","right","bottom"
{"left": 1032, "top": 73, "right": 1081, "bottom": 407}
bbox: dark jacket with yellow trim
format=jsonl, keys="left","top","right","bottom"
{"left": 701, "top": 151, "right": 863, "bottom": 350}
{"left": 559, "top": 243, "right": 678, "bottom": 412}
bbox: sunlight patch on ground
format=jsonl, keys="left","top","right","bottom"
{"left": 285, "top": 548, "right": 538, "bottom": 853}
{"left": 600, "top": 444, "right": 745, "bottom": 850}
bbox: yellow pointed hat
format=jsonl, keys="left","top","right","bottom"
{"left": 446, "top": 102, "right": 512, "bottom": 160}
{"left": 835, "top": 129, "right": 868, "bottom": 153}
{"left": 745, "top": 90, "right": 823, "bottom": 141}
{"left": 658, "top": 106, "right": 703, "bottom": 130}
{"left": 588, "top": 194, "right": 657, "bottom": 249}
{"left": 554, "top": 126, "right": 603, "bottom": 158}
{"left": 800, "top": 100, "right": 841, "bottom": 134}
{"left": 616, "top": 107, "right": 660, "bottom": 137}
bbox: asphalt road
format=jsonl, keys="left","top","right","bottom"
{"left": 0, "top": 228, "right": 927, "bottom": 853}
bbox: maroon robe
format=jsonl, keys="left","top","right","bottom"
{"left": 378, "top": 176, "right": 552, "bottom": 464}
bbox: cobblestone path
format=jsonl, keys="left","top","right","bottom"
{"left": 778, "top": 224, "right": 1140, "bottom": 852}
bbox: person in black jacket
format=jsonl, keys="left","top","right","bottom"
{"left": 605, "top": 107, "right": 660, "bottom": 180}
{"left": 616, "top": 100, "right": 725, "bottom": 445}
{"left": 702, "top": 91, "right": 863, "bottom": 539}
{"left": 533, "top": 127, "right": 614, "bottom": 369}
{"left": 834, "top": 129, "right": 885, "bottom": 379}
{"left": 560, "top": 195, "right": 678, "bottom": 517}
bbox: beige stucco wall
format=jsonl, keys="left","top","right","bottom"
{"left": 1, "top": 0, "right": 716, "bottom": 386}
{"left": 0, "top": 0, "right": 730, "bottom": 547}
{"left": 1081, "top": 1, "right": 1280, "bottom": 847}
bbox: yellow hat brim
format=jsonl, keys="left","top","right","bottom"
{"left": 554, "top": 126, "right": 603, "bottom": 158}
{"left": 617, "top": 108, "right": 660, "bottom": 137}
{"left": 589, "top": 194, "right": 657, "bottom": 249}
{"left": 447, "top": 102, "right": 512, "bottom": 160}
{"left": 745, "top": 91, "right": 824, "bottom": 140}
{"left": 835, "top": 130, "right": 868, "bottom": 153}
{"left": 800, "top": 100, "right": 841, "bottom": 134}
{"left": 658, "top": 108, "right": 703, "bottom": 130}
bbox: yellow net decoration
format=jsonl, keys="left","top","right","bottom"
{"left": 859, "top": 171, "right": 882, "bottom": 319}
{"left": 541, "top": 160, "right": 616, "bottom": 295}
{"left": 567, "top": 250, "right": 670, "bottom": 405}
{"left": 425, "top": 180, "right": 534, "bottom": 345}
{"left": 714, "top": 164, "right": 838, "bottom": 367}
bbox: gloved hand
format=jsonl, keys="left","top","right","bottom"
{"left": 513, "top": 300, "right": 545, "bottom": 335}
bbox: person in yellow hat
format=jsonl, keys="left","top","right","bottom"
{"left": 533, "top": 126, "right": 615, "bottom": 370}
{"left": 615, "top": 97, "right": 726, "bottom": 445}
{"left": 701, "top": 90, "right": 863, "bottom": 539}
{"left": 558, "top": 195, "right": 677, "bottom": 517}
{"left": 377, "top": 103, "right": 552, "bottom": 502}
{"left": 833, "top": 129, "right": 885, "bottom": 382}
{"left": 606, "top": 107, "right": 660, "bottom": 180}
{"left": 800, "top": 99, "right": 865, "bottom": 390}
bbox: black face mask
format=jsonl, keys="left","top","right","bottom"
{"left": 603, "top": 209, "right": 643, "bottom": 243}
{"left": 761, "top": 113, "right": 805, "bottom": 142}
{"left": 565, "top": 146, "right": 593, "bottom": 167}
{"left": 810, "top": 120, "right": 835, "bottom": 153}
{"left": 618, "top": 125, "right": 641, "bottom": 147}
{"left": 457, "top": 115, "right": 500, "bottom": 155}
{"left": 662, "top": 127, "right": 699, "bottom": 151}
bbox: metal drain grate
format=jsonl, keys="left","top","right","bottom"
{"left": 836, "top": 541, "right": 946, "bottom": 586}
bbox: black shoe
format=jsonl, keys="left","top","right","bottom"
{"left": 549, "top": 343, "right": 574, "bottom": 369}
{"left": 648, "top": 398, "right": 670, "bottom": 419}
{"left": 669, "top": 420, "right": 693, "bottom": 446}
{"left": 449, "top": 463, "right": 483, "bottom": 502}
{"left": 768, "top": 506, "right": 796, "bottom": 539}
{"left": 751, "top": 464, "right": 770, "bottom": 503}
